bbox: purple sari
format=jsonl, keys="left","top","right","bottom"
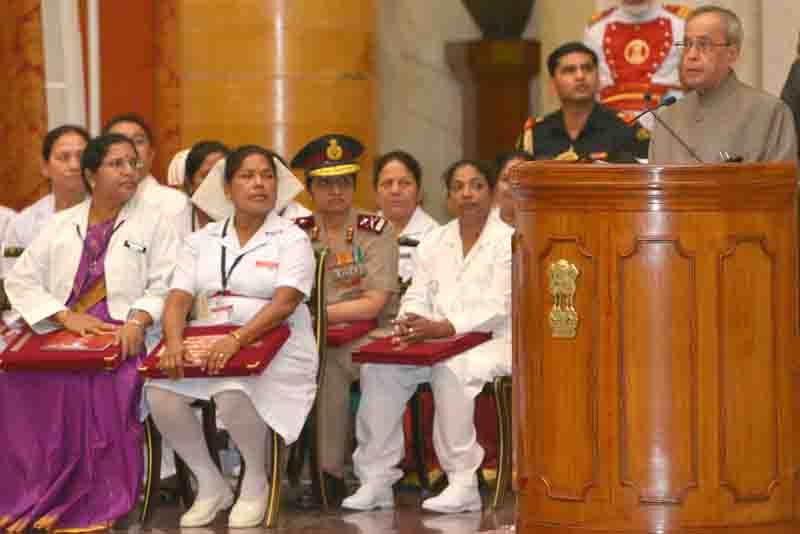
{"left": 0, "top": 219, "right": 144, "bottom": 531}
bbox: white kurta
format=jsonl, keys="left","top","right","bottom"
{"left": 145, "top": 210, "right": 318, "bottom": 445}
{"left": 137, "top": 175, "right": 192, "bottom": 240}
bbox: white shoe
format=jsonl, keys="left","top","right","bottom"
{"left": 421, "top": 483, "right": 482, "bottom": 514}
{"left": 228, "top": 481, "right": 270, "bottom": 528}
{"left": 179, "top": 491, "right": 234, "bottom": 528}
{"left": 341, "top": 484, "right": 395, "bottom": 511}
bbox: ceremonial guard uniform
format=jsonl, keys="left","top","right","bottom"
{"left": 584, "top": 3, "right": 689, "bottom": 125}
{"left": 519, "top": 103, "right": 649, "bottom": 161}
{"left": 291, "top": 135, "right": 398, "bottom": 507}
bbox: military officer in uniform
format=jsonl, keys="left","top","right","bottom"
{"left": 649, "top": 6, "right": 797, "bottom": 163}
{"left": 290, "top": 134, "right": 399, "bottom": 508}
{"left": 584, "top": 0, "right": 689, "bottom": 127}
{"left": 518, "top": 42, "right": 649, "bottom": 162}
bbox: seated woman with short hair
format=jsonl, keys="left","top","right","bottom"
{"left": 343, "top": 159, "right": 513, "bottom": 514}
{"left": 0, "top": 133, "right": 179, "bottom": 532}
{"left": 146, "top": 145, "right": 317, "bottom": 528}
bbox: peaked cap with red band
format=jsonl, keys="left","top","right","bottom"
{"left": 290, "top": 134, "right": 364, "bottom": 188}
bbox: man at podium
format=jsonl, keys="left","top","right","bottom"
{"left": 648, "top": 5, "right": 797, "bottom": 164}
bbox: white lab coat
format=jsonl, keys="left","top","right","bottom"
{"left": 5, "top": 195, "right": 179, "bottom": 334}
{"left": 1, "top": 194, "right": 56, "bottom": 277}
{"left": 398, "top": 214, "right": 513, "bottom": 395}
{"left": 145, "top": 210, "right": 318, "bottom": 445}
{"left": 137, "top": 175, "right": 192, "bottom": 240}
{"left": 379, "top": 206, "right": 440, "bottom": 282}
{"left": 0, "top": 206, "right": 16, "bottom": 251}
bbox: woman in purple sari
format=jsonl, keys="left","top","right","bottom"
{"left": 0, "top": 133, "right": 179, "bottom": 532}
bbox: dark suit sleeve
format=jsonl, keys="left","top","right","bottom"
{"left": 781, "top": 60, "right": 800, "bottom": 157}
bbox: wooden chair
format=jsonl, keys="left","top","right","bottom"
{"left": 285, "top": 249, "right": 331, "bottom": 509}
{"left": 408, "top": 374, "right": 513, "bottom": 510}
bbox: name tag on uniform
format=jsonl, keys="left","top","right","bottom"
{"left": 208, "top": 294, "right": 234, "bottom": 323}
{"left": 124, "top": 240, "right": 147, "bottom": 254}
{"left": 256, "top": 260, "right": 279, "bottom": 269}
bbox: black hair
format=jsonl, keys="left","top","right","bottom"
{"left": 224, "top": 145, "right": 276, "bottom": 184}
{"left": 373, "top": 150, "right": 423, "bottom": 189}
{"left": 184, "top": 140, "right": 229, "bottom": 193}
{"left": 102, "top": 112, "right": 154, "bottom": 144}
{"left": 547, "top": 41, "right": 598, "bottom": 77}
{"left": 42, "top": 124, "right": 90, "bottom": 161}
{"left": 442, "top": 158, "right": 497, "bottom": 192}
{"left": 495, "top": 150, "right": 535, "bottom": 174}
{"left": 80, "top": 133, "right": 138, "bottom": 193}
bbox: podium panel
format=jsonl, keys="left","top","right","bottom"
{"left": 512, "top": 162, "right": 800, "bottom": 534}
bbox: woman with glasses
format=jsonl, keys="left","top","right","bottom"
{"left": 343, "top": 159, "right": 513, "bottom": 514}
{"left": 146, "top": 145, "right": 318, "bottom": 528}
{"left": 0, "top": 133, "right": 179, "bottom": 532}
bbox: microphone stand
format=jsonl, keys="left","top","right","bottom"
{"left": 639, "top": 93, "right": 704, "bottom": 163}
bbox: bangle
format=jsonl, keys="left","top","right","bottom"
{"left": 228, "top": 330, "right": 243, "bottom": 345}
{"left": 127, "top": 318, "right": 146, "bottom": 329}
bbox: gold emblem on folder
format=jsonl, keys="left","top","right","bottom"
{"left": 548, "top": 259, "right": 580, "bottom": 338}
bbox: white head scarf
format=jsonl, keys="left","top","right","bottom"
{"left": 166, "top": 148, "right": 190, "bottom": 187}
{"left": 191, "top": 153, "right": 305, "bottom": 221}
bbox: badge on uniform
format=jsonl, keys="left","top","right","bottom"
{"left": 208, "top": 294, "right": 234, "bottom": 323}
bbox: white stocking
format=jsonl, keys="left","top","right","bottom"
{"left": 147, "top": 387, "right": 229, "bottom": 500}
{"left": 214, "top": 390, "right": 270, "bottom": 498}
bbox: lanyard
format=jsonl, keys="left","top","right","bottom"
{"left": 220, "top": 218, "right": 255, "bottom": 292}
{"left": 73, "top": 218, "right": 126, "bottom": 298}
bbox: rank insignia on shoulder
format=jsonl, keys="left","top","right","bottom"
{"left": 2, "top": 246, "right": 24, "bottom": 258}
{"left": 294, "top": 216, "right": 319, "bottom": 241}
{"left": 294, "top": 216, "right": 315, "bottom": 230}
{"left": 588, "top": 7, "right": 615, "bottom": 27}
{"left": 636, "top": 126, "right": 651, "bottom": 141}
{"left": 357, "top": 214, "right": 387, "bottom": 234}
{"left": 664, "top": 4, "right": 691, "bottom": 19}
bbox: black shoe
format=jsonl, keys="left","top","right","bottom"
{"left": 293, "top": 473, "right": 346, "bottom": 510}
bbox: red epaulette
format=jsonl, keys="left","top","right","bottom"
{"left": 294, "top": 215, "right": 316, "bottom": 230}
{"left": 588, "top": 7, "right": 615, "bottom": 27}
{"left": 664, "top": 4, "right": 691, "bottom": 19}
{"left": 356, "top": 213, "right": 387, "bottom": 234}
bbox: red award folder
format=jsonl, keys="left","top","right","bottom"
{"left": 138, "top": 323, "right": 290, "bottom": 378}
{"left": 0, "top": 327, "right": 122, "bottom": 372}
{"left": 327, "top": 319, "right": 378, "bottom": 347}
{"left": 352, "top": 332, "right": 492, "bottom": 366}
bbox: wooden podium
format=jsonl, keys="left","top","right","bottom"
{"left": 511, "top": 162, "right": 800, "bottom": 534}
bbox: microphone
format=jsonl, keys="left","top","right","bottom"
{"left": 630, "top": 94, "right": 677, "bottom": 123}
{"left": 397, "top": 236, "right": 420, "bottom": 247}
{"left": 638, "top": 93, "right": 704, "bottom": 163}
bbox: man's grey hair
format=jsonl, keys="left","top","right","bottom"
{"left": 687, "top": 5, "right": 743, "bottom": 49}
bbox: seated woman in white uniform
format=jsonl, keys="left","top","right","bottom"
{"left": 342, "top": 159, "right": 513, "bottom": 514}
{"left": 145, "top": 145, "right": 318, "bottom": 528}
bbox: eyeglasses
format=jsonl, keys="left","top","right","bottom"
{"left": 103, "top": 158, "right": 143, "bottom": 171}
{"left": 675, "top": 38, "right": 730, "bottom": 53}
